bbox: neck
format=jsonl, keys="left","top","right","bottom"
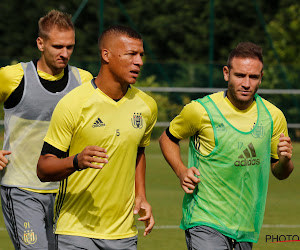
{"left": 37, "top": 58, "right": 63, "bottom": 76}
{"left": 94, "top": 71, "right": 129, "bottom": 99}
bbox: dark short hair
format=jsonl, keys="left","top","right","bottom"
{"left": 98, "top": 25, "right": 142, "bottom": 49}
{"left": 227, "top": 42, "right": 263, "bottom": 69}
{"left": 38, "top": 9, "right": 74, "bottom": 39}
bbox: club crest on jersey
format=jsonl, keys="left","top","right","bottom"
{"left": 132, "top": 112, "right": 143, "bottom": 129}
{"left": 252, "top": 123, "right": 264, "bottom": 138}
{"left": 22, "top": 230, "right": 37, "bottom": 245}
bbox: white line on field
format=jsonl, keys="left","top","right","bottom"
{"left": 1, "top": 224, "right": 300, "bottom": 232}
{"left": 262, "top": 224, "right": 300, "bottom": 228}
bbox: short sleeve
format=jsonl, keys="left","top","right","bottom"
{"left": 270, "top": 108, "right": 288, "bottom": 160}
{"left": 139, "top": 98, "right": 158, "bottom": 147}
{"left": 169, "top": 101, "right": 205, "bottom": 140}
{"left": 0, "top": 63, "right": 24, "bottom": 103}
{"left": 44, "top": 98, "right": 78, "bottom": 152}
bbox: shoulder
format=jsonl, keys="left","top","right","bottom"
{"left": 183, "top": 96, "right": 209, "bottom": 115}
{"left": 70, "top": 66, "right": 93, "bottom": 83}
{"left": 260, "top": 97, "right": 286, "bottom": 121}
{"left": 0, "top": 63, "right": 24, "bottom": 81}
{"left": 131, "top": 86, "right": 157, "bottom": 113}
{"left": 0, "top": 63, "right": 25, "bottom": 101}
{"left": 209, "top": 91, "right": 225, "bottom": 104}
{"left": 57, "top": 82, "right": 95, "bottom": 111}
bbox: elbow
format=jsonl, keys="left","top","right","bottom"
{"left": 37, "top": 167, "right": 50, "bottom": 182}
{"left": 272, "top": 164, "right": 294, "bottom": 180}
{"left": 159, "top": 131, "right": 166, "bottom": 148}
{"left": 158, "top": 135, "right": 163, "bottom": 147}
{"left": 273, "top": 173, "right": 290, "bottom": 180}
{"left": 37, "top": 158, "right": 51, "bottom": 182}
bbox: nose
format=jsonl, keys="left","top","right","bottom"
{"left": 60, "top": 47, "right": 69, "bottom": 58}
{"left": 134, "top": 55, "right": 143, "bottom": 67}
{"left": 242, "top": 76, "right": 250, "bottom": 89}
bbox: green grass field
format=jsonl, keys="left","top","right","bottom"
{"left": 1, "top": 140, "right": 300, "bottom": 250}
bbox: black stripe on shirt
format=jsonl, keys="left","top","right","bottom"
{"left": 166, "top": 127, "right": 180, "bottom": 143}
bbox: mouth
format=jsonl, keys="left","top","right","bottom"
{"left": 239, "top": 90, "right": 251, "bottom": 95}
{"left": 57, "top": 60, "right": 68, "bottom": 65}
{"left": 130, "top": 70, "right": 140, "bottom": 79}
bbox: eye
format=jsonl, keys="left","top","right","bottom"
{"left": 53, "top": 45, "right": 63, "bottom": 49}
{"left": 235, "top": 73, "right": 245, "bottom": 78}
{"left": 250, "top": 75, "right": 260, "bottom": 79}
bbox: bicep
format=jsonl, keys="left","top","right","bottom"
{"left": 169, "top": 102, "right": 203, "bottom": 140}
{"left": 0, "top": 64, "right": 23, "bottom": 102}
{"left": 41, "top": 142, "right": 67, "bottom": 158}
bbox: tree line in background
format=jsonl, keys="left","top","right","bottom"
{"left": 1, "top": 0, "right": 300, "bottom": 138}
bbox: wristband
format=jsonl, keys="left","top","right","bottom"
{"left": 73, "top": 154, "right": 82, "bottom": 171}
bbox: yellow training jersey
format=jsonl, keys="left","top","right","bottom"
{"left": 169, "top": 91, "right": 288, "bottom": 160}
{"left": 44, "top": 80, "right": 157, "bottom": 239}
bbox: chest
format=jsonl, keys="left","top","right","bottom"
{"left": 73, "top": 100, "right": 149, "bottom": 148}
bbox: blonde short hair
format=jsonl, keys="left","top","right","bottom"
{"left": 38, "top": 9, "right": 74, "bottom": 39}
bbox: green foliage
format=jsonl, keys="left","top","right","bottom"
{"left": 1, "top": 0, "right": 300, "bottom": 131}
{"left": 266, "top": 3, "right": 300, "bottom": 89}
{"left": 0, "top": 0, "right": 283, "bottom": 64}
{"left": 137, "top": 75, "right": 183, "bottom": 122}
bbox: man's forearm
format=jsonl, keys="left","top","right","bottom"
{"left": 159, "top": 131, "right": 186, "bottom": 178}
{"left": 271, "top": 160, "right": 294, "bottom": 180}
{"left": 135, "top": 148, "right": 146, "bottom": 199}
{"left": 37, "top": 154, "right": 75, "bottom": 182}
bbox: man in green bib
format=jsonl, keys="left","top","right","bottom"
{"left": 159, "top": 42, "right": 294, "bottom": 250}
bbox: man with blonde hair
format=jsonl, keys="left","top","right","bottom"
{"left": 0, "top": 10, "right": 93, "bottom": 249}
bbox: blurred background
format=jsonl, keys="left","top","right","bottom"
{"left": 1, "top": 0, "right": 300, "bottom": 140}
{"left": 1, "top": 1, "right": 300, "bottom": 250}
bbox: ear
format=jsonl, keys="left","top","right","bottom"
{"left": 101, "top": 49, "right": 109, "bottom": 63}
{"left": 36, "top": 37, "right": 44, "bottom": 52}
{"left": 223, "top": 66, "right": 229, "bottom": 81}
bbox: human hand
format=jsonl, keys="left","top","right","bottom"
{"left": 277, "top": 133, "right": 293, "bottom": 163}
{"left": 0, "top": 150, "right": 11, "bottom": 170}
{"left": 77, "top": 146, "right": 109, "bottom": 170}
{"left": 179, "top": 167, "right": 200, "bottom": 194}
{"left": 134, "top": 197, "right": 154, "bottom": 236}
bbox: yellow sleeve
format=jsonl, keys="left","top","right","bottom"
{"left": 0, "top": 63, "right": 24, "bottom": 102}
{"left": 139, "top": 95, "right": 158, "bottom": 147}
{"left": 262, "top": 100, "right": 288, "bottom": 160}
{"left": 78, "top": 68, "right": 93, "bottom": 83}
{"left": 271, "top": 108, "right": 288, "bottom": 160}
{"left": 169, "top": 101, "right": 206, "bottom": 140}
{"left": 44, "top": 93, "right": 80, "bottom": 152}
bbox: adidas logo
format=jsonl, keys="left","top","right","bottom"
{"left": 216, "top": 123, "right": 226, "bottom": 132}
{"left": 92, "top": 118, "right": 105, "bottom": 128}
{"left": 234, "top": 142, "right": 260, "bottom": 167}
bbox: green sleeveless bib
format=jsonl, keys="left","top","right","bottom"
{"left": 180, "top": 94, "right": 273, "bottom": 242}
